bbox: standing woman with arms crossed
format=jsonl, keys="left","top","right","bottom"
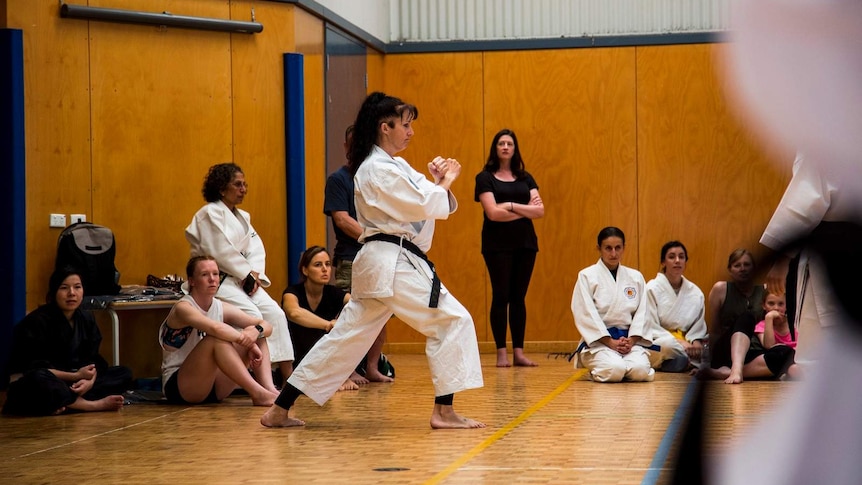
{"left": 261, "top": 92, "right": 484, "bottom": 429}
{"left": 474, "top": 129, "right": 544, "bottom": 367}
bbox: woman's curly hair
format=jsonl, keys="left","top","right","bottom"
{"left": 202, "top": 163, "right": 243, "bottom": 202}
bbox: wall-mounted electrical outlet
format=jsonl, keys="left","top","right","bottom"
{"left": 49, "top": 213, "right": 67, "bottom": 228}
{"left": 71, "top": 214, "right": 87, "bottom": 223}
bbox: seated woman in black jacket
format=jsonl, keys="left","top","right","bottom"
{"left": 3, "top": 267, "right": 132, "bottom": 415}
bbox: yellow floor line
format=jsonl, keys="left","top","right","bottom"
{"left": 424, "top": 369, "right": 588, "bottom": 485}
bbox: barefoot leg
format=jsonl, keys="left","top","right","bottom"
{"left": 513, "top": 348, "right": 538, "bottom": 367}
{"left": 260, "top": 405, "right": 305, "bottom": 428}
{"left": 338, "top": 379, "right": 359, "bottom": 391}
{"left": 349, "top": 371, "right": 369, "bottom": 385}
{"left": 496, "top": 348, "right": 511, "bottom": 367}
{"left": 66, "top": 395, "right": 125, "bottom": 412}
{"left": 364, "top": 368, "right": 394, "bottom": 383}
{"left": 430, "top": 404, "right": 486, "bottom": 429}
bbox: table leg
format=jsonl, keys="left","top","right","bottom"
{"left": 109, "top": 308, "right": 120, "bottom": 365}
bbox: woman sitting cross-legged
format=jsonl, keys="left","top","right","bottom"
{"left": 2, "top": 267, "right": 132, "bottom": 416}
{"left": 282, "top": 246, "right": 364, "bottom": 392}
{"left": 159, "top": 255, "right": 279, "bottom": 406}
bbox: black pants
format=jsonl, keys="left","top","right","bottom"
{"left": 2, "top": 366, "right": 133, "bottom": 416}
{"left": 483, "top": 249, "right": 537, "bottom": 349}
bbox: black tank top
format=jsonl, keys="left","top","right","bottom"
{"left": 719, "top": 281, "right": 765, "bottom": 333}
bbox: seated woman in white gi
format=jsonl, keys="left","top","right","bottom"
{"left": 185, "top": 163, "right": 294, "bottom": 384}
{"left": 261, "top": 92, "right": 484, "bottom": 429}
{"left": 571, "top": 226, "right": 655, "bottom": 382}
{"left": 645, "top": 241, "right": 708, "bottom": 372}
{"left": 159, "top": 256, "right": 279, "bottom": 406}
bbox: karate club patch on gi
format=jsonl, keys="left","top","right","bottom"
{"left": 624, "top": 286, "right": 637, "bottom": 299}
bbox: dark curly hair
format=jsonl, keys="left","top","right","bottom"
{"left": 347, "top": 92, "right": 417, "bottom": 174}
{"left": 484, "top": 128, "right": 527, "bottom": 179}
{"left": 202, "top": 163, "right": 243, "bottom": 202}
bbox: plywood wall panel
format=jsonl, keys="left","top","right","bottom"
{"left": 88, "top": 0, "right": 234, "bottom": 287}
{"left": 636, "top": 44, "right": 791, "bottom": 305}
{"left": 294, "top": 7, "right": 326, "bottom": 265}
{"left": 377, "top": 52, "right": 486, "bottom": 344}
{"left": 8, "top": 1, "right": 92, "bottom": 309}
{"left": 229, "top": 1, "right": 295, "bottom": 303}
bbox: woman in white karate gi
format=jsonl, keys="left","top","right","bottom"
{"left": 185, "top": 163, "right": 294, "bottom": 383}
{"left": 261, "top": 92, "right": 484, "bottom": 429}
{"left": 645, "top": 241, "right": 707, "bottom": 372}
{"left": 571, "top": 226, "right": 654, "bottom": 382}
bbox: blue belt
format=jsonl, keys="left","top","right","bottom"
{"left": 577, "top": 327, "right": 660, "bottom": 352}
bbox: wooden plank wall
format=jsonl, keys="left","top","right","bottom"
{"left": 10, "top": 0, "right": 326, "bottom": 314}
{"left": 377, "top": 45, "right": 790, "bottom": 349}
{"left": 9, "top": 0, "right": 789, "bottom": 359}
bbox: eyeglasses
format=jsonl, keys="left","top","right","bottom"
{"left": 230, "top": 181, "right": 249, "bottom": 189}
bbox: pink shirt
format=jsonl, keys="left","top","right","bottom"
{"left": 755, "top": 320, "right": 797, "bottom": 349}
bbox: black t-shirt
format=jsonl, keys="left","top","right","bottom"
{"left": 282, "top": 283, "right": 347, "bottom": 365}
{"left": 474, "top": 170, "right": 539, "bottom": 253}
{"left": 323, "top": 165, "right": 363, "bottom": 262}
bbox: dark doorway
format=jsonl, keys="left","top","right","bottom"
{"left": 324, "top": 26, "right": 366, "bottom": 256}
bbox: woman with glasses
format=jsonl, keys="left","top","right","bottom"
{"left": 185, "top": 163, "right": 294, "bottom": 384}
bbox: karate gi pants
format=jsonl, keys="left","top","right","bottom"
{"left": 580, "top": 345, "right": 654, "bottom": 382}
{"left": 288, "top": 253, "right": 484, "bottom": 405}
{"left": 216, "top": 278, "right": 294, "bottom": 363}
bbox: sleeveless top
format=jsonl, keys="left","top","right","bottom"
{"left": 283, "top": 283, "right": 347, "bottom": 365}
{"left": 718, "top": 281, "right": 765, "bottom": 334}
{"left": 158, "top": 295, "right": 224, "bottom": 386}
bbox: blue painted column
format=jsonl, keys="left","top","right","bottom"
{"left": 0, "top": 29, "right": 26, "bottom": 384}
{"left": 283, "top": 53, "right": 306, "bottom": 285}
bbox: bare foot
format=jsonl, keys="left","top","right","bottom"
{"left": 513, "top": 349, "right": 538, "bottom": 367}
{"left": 260, "top": 405, "right": 305, "bottom": 428}
{"left": 365, "top": 369, "right": 394, "bottom": 383}
{"left": 338, "top": 379, "right": 360, "bottom": 391}
{"left": 68, "top": 395, "right": 125, "bottom": 412}
{"left": 251, "top": 389, "right": 279, "bottom": 407}
{"left": 784, "top": 363, "right": 802, "bottom": 380}
{"left": 496, "top": 348, "right": 511, "bottom": 368}
{"left": 52, "top": 406, "right": 67, "bottom": 415}
{"left": 430, "top": 404, "right": 486, "bottom": 429}
{"left": 695, "top": 366, "right": 730, "bottom": 380}
{"left": 724, "top": 368, "right": 744, "bottom": 384}
{"left": 349, "top": 371, "right": 369, "bottom": 385}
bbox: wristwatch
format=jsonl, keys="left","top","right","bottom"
{"left": 254, "top": 324, "right": 265, "bottom": 339}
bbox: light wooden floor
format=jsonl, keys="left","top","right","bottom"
{"left": 0, "top": 353, "right": 792, "bottom": 484}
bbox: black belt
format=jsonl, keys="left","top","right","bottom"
{"left": 364, "top": 233, "right": 440, "bottom": 308}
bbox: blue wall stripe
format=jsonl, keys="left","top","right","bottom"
{"left": 0, "top": 29, "right": 26, "bottom": 384}
{"left": 284, "top": 53, "right": 306, "bottom": 285}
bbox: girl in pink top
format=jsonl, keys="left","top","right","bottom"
{"left": 755, "top": 291, "right": 801, "bottom": 379}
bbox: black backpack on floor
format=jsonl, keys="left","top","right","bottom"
{"left": 55, "top": 222, "right": 121, "bottom": 296}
